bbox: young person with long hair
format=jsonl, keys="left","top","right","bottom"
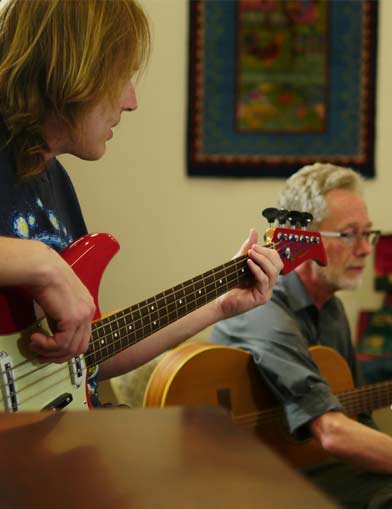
{"left": 0, "top": 0, "right": 282, "bottom": 404}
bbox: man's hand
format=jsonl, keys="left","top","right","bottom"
{"left": 216, "top": 229, "right": 282, "bottom": 319}
{"left": 27, "top": 250, "right": 96, "bottom": 363}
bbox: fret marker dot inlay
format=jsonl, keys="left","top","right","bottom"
{"left": 198, "top": 290, "right": 202, "bottom": 294}
{"left": 129, "top": 326, "right": 132, "bottom": 330}
{"left": 219, "top": 279, "right": 223, "bottom": 284}
{"left": 151, "top": 306, "right": 154, "bottom": 311}
{"left": 153, "top": 321, "right": 157, "bottom": 326}
{"left": 114, "top": 333, "right": 118, "bottom": 338}
{"left": 100, "top": 340, "right": 105, "bottom": 345}
{"left": 179, "top": 299, "right": 182, "bottom": 304}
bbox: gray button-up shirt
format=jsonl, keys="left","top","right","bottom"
{"left": 210, "top": 271, "right": 371, "bottom": 438}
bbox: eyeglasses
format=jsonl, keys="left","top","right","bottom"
{"left": 320, "top": 230, "right": 381, "bottom": 246}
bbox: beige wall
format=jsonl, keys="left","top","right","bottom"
{"left": 61, "top": 0, "right": 391, "bottom": 342}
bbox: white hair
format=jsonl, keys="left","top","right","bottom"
{"left": 278, "top": 162, "right": 364, "bottom": 227}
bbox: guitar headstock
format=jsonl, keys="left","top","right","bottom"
{"left": 261, "top": 209, "right": 327, "bottom": 275}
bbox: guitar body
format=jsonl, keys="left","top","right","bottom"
{"left": 144, "top": 342, "right": 355, "bottom": 468}
{"left": 0, "top": 233, "right": 119, "bottom": 412}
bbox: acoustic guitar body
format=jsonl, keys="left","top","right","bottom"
{"left": 144, "top": 342, "right": 355, "bottom": 468}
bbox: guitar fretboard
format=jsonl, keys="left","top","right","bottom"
{"left": 234, "top": 377, "right": 392, "bottom": 431}
{"left": 339, "top": 379, "right": 392, "bottom": 415}
{"left": 84, "top": 255, "right": 250, "bottom": 367}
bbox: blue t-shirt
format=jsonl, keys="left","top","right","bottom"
{"left": 0, "top": 142, "right": 87, "bottom": 249}
{"left": 0, "top": 135, "right": 101, "bottom": 407}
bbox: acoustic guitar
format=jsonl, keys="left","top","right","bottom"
{"left": 0, "top": 225, "right": 326, "bottom": 412}
{"left": 144, "top": 342, "right": 392, "bottom": 468}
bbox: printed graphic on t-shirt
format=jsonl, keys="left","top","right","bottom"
{"left": 10, "top": 196, "right": 73, "bottom": 251}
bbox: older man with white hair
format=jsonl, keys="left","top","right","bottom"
{"left": 211, "top": 163, "right": 392, "bottom": 509}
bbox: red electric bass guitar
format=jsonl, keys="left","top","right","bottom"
{"left": 0, "top": 224, "right": 326, "bottom": 412}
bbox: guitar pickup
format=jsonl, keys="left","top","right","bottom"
{"left": 42, "top": 392, "right": 73, "bottom": 411}
{"left": 0, "top": 351, "right": 19, "bottom": 412}
{"left": 69, "top": 355, "right": 85, "bottom": 388}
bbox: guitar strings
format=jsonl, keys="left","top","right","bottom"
{"left": 86, "top": 235, "right": 308, "bottom": 343}
{"left": 222, "top": 382, "right": 392, "bottom": 429}
{"left": 19, "top": 374, "right": 76, "bottom": 407}
{"left": 89, "top": 255, "right": 249, "bottom": 339}
{"left": 86, "top": 237, "right": 310, "bottom": 353}
{"left": 230, "top": 381, "right": 392, "bottom": 428}
{"left": 232, "top": 407, "right": 286, "bottom": 427}
{"left": 0, "top": 364, "right": 74, "bottom": 407}
{"left": 85, "top": 260, "right": 250, "bottom": 365}
{"left": 85, "top": 240, "right": 310, "bottom": 364}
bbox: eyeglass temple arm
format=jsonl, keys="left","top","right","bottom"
{"left": 319, "top": 231, "right": 342, "bottom": 238}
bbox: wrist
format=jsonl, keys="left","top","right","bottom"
{"left": 210, "top": 296, "right": 226, "bottom": 323}
{"left": 24, "top": 240, "right": 60, "bottom": 288}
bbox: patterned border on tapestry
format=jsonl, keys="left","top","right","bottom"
{"left": 187, "top": 0, "right": 378, "bottom": 178}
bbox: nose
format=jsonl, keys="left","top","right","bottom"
{"left": 122, "top": 81, "right": 138, "bottom": 112}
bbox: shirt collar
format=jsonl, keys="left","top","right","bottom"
{"left": 276, "top": 271, "right": 317, "bottom": 312}
{"left": 276, "top": 271, "right": 340, "bottom": 317}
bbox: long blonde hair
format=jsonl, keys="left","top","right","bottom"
{"left": 0, "top": 0, "right": 150, "bottom": 179}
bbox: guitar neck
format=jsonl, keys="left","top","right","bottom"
{"left": 338, "top": 379, "right": 392, "bottom": 415}
{"left": 82, "top": 225, "right": 326, "bottom": 368}
{"left": 84, "top": 255, "right": 250, "bottom": 367}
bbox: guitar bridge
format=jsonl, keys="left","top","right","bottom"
{"left": 0, "top": 351, "right": 19, "bottom": 412}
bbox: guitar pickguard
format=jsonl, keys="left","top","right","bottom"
{"left": 0, "top": 321, "right": 89, "bottom": 412}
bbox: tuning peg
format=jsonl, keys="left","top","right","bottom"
{"left": 299, "top": 212, "right": 313, "bottom": 228}
{"left": 287, "top": 210, "right": 302, "bottom": 227}
{"left": 277, "top": 209, "right": 289, "bottom": 225}
{"left": 262, "top": 208, "right": 279, "bottom": 226}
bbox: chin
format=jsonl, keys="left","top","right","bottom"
{"left": 78, "top": 146, "right": 106, "bottom": 161}
{"left": 339, "top": 276, "right": 363, "bottom": 291}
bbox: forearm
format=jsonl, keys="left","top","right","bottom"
{"left": 98, "top": 299, "right": 223, "bottom": 380}
{"left": 0, "top": 236, "right": 56, "bottom": 287}
{"left": 310, "top": 412, "right": 392, "bottom": 473}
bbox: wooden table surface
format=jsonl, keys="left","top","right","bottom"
{"left": 0, "top": 406, "right": 339, "bottom": 508}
